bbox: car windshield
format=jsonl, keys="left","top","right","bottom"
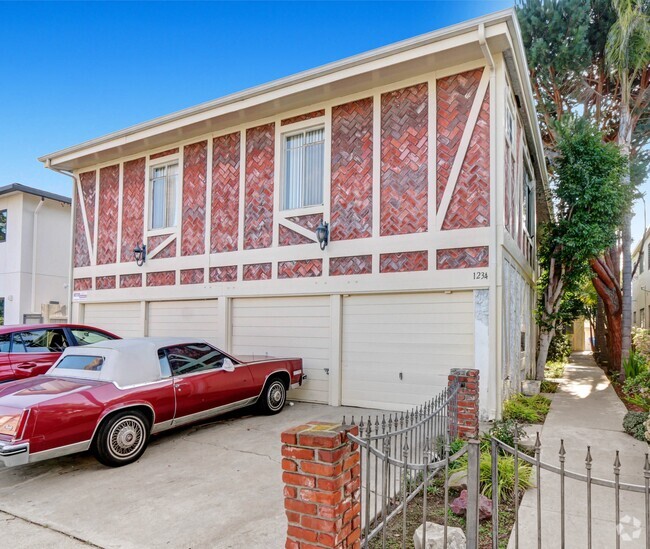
{"left": 55, "top": 355, "right": 104, "bottom": 372}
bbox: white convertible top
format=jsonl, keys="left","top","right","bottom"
{"left": 45, "top": 337, "right": 204, "bottom": 387}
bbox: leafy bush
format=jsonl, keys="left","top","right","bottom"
{"left": 623, "top": 350, "right": 648, "bottom": 380}
{"left": 623, "top": 411, "right": 649, "bottom": 441}
{"left": 548, "top": 333, "right": 572, "bottom": 362}
{"left": 540, "top": 380, "right": 559, "bottom": 393}
{"left": 502, "top": 394, "right": 551, "bottom": 424}
{"left": 488, "top": 419, "right": 527, "bottom": 448}
{"left": 622, "top": 370, "right": 650, "bottom": 410}
{"left": 545, "top": 361, "right": 566, "bottom": 379}
{"left": 633, "top": 327, "right": 650, "bottom": 363}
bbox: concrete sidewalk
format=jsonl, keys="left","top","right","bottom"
{"left": 511, "top": 352, "right": 649, "bottom": 548}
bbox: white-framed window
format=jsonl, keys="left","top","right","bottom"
{"left": 149, "top": 162, "right": 178, "bottom": 230}
{"left": 282, "top": 126, "right": 325, "bottom": 210}
{"left": 523, "top": 167, "right": 535, "bottom": 237}
{"left": 642, "top": 308, "right": 646, "bottom": 328}
{"left": 0, "top": 209, "right": 6, "bottom": 242}
{"left": 505, "top": 101, "right": 515, "bottom": 145}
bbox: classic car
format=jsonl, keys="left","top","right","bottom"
{"left": 0, "top": 324, "right": 119, "bottom": 383}
{"left": 0, "top": 338, "right": 303, "bottom": 468}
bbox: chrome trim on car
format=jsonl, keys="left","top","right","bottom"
{"left": 29, "top": 440, "right": 92, "bottom": 464}
{"left": 0, "top": 441, "right": 29, "bottom": 467}
{"left": 169, "top": 397, "right": 258, "bottom": 428}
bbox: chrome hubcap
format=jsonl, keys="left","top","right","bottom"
{"left": 268, "top": 383, "right": 285, "bottom": 410}
{"left": 109, "top": 418, "right": 144, "bottom": 458}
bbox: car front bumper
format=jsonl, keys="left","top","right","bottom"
{"left": 0, "top": 441, "right": 29, "bottom": 467}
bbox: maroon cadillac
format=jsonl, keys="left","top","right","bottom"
{"left": 0, "top": 338, "right": 303, "bottom": 467}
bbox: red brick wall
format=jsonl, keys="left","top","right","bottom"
{"left": 244, "top": 124, "right": 274, "bottom": 250}
{"left": 331, "top": 98, "right": 373, "bottom": 241}
{"left": 147, "top": 271, "right": 176, "bottom": 286}
{"left": 121, "top": 157, "right": 145, "bottom": 263}
{"left": 95, "top": 275, "right": 116, "bottom": 290}
{"left": 380, "top": 83, "right": 428, "bottom": 236}
{"left": 150, "top": 148, "right": 179, "bottom": 160}
{"left": 448, "top": 369, "right": 480, "bottom": 440}
{"left": 436, "top": 69, "right": 483, "bottom": 210}
{"left": 243, "top": 262, "right": 272, "bottom": 281}
{"left": 281, "top": 110, "right": 325, "bottom": 126}
{"left": 73, "top": 278, "right": 92, "bottom": 291}
{"left": 73, "top": 188, "right": 90, "bottom": 268}
{"left": 97, "top": 165, "right": 119, "bottom": 265}
{"left": 74, "top": 171, "right": 96, "bottom": 268}
{"left": 147, "top": 234, "right": 176, "bottom": 259}
{"left": 120, "top": 274, "right": 142, "bottom": 288}
{"left": 278, "top": 259, "right": 323, "bottom": 279}
{"left": 182, "top": 141, "right": 207, "bottom": 256}
{"left": 279, "top": 214, "right": 322, "bottom": 246}
{"left": 442, "top": 87, "right": 490, "bottom": 230}
{"left": 181, "top": 268, "right": 204, "bottom": 285}
{"left": 437, "top": 246, "right": 489, "bottom": 269}
{"left": 379, "top": 251, "right": 428, "bottom": 273}
{"left": 210, "top": 265, "right": 237, "bottom": 282}
{"left": 211, "top": 132, "right": 240, "bottom": 253}
{"left": 329, "top": 255, "right": 372, "bottom": 276}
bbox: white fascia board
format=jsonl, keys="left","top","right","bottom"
{"left": 40, "top": 9, "right": 516, "bottom": 169}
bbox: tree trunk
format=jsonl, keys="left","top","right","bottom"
{"left": 595, "top": 297, "right": 609, "bottom": 365}
{"left": 537, "top": 328, "right": 555, "bottom": 380}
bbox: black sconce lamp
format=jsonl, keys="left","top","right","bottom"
{"left": 315, "top": 221, "right": 329, "bottom": 251}
{"left": 133, "top": 244, "right": 147, "bottom": 267}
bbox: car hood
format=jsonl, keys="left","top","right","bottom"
{"left": 0, "top": 376, "right": 105, "bottom": 408}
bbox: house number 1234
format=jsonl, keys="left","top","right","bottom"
{"left": 473, "top": 272, "right": 488, "bottom": 280}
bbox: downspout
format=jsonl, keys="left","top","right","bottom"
{"left": 30, "top": 196, "right": 45, "bottom": 316}
{"left": 479, "top": 23, "right": 499, "bottom": 419}
{"left": 45, "top": 158, "right": 76, "bottom": 323}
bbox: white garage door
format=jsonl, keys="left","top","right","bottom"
{"left": 148, "top": 299, "right": 220, "bottom": 345}
{"left": 341, "top": 292, "right": 474, "bottom": 410}
{"left": 84, "top": 302, "right": 142, "bottom": 338}
{"left": 231, "top": 296, "right": 330, "bottom": 403}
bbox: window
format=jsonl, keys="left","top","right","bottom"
{"left": 642, "top": 308, "right": 646, "bottom": 328}
{"left": 163, "top": 343, "right": 227, "bottom": 376}
{"left": 55, "top": 355, "right": 104, "bottom": 371}
{"left": 0, "top": 209, "right": 5, "bottom": 242}
{"left": 282, "top": 127, "right": 325, "bottom": 210}
{"left": 0, "top": 297, "right": 4, "bottom": 325}
{"left": 12, "top": 329, "right": 68, "bottom": 353}
{"left": 505, "top": 102, "right": 515, "bottom": 144}
{"left": 641, "top": 251, "right": 645, "bottom": 274}
{"left": 634, "top": 311, "right": 638, "bottom": 325}
{"left": 523, "top": 168, "right": 535, "bottom": 237}
{"left": 158, "top": 350, "right": 172, "bottom": 378}
{"left": 0, "top": 334, "right": 9, "bottom": 353}
{"left": 71, "top": 329, "right": 114, "bottom": 346}
{"left": 150, "top": 162, "right": 178, "bottom": 230}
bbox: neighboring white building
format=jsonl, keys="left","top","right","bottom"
{"left": 0, "top": 184, "right": 71, "bottom": 325}
{"left": 633, "top": 228, "right": 650, "bottom": 328}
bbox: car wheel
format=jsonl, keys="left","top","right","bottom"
{"left": 92, "top": 410, "right": 150, "bottom": 467}
{"left": 259, "top": 378, "right": 287, "bottom": 415}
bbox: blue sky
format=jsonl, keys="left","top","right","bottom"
{"left": 1, "top": 1, "right": 647, "bottom": 243}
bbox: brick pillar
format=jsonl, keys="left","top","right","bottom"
{"left": 281, "top": 422, "right": 361, "bottom": 549}
{"left": 448, "top": 368, "right": 480, "bottom": 439}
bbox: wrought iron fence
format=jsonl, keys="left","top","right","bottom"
{"left": 344, "top": 384, "right": 462, "bottom": 548}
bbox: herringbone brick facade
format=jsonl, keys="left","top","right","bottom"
{"left": 380, "top": 83, "right": 428, "bottom": 236}
{"left": 329, "top": 255, "right": 372, "bottom": 276}
{"left": 243, "top": 262, "right": 272, "bottom": 281}
{"left": 278, "top": 259, "right": 323, "bottom": 279}
{"left": 436, "top": 246, "right": 489, "bottom": 269}
{"left": 182, "top": 141, "right": 207, "bottom": 256}
{"left": 279, "top": 214, "right": 322, "bottom": 246}
{"left": 120, "top": 274, "right": 142, "bottom": 288}
{"left": 181, "top": 268, "right": 204, "bottom": 285}
{"left": 244, "top": 124, "right": 274, "bottom": 250}
{"left": 74, "top": 171, "right": 96, "bottom": 267}
{"left": 505, "top": 142, "right": 513, "bottom": 234}
{"left": 95, "top": 275, "right": 116, "bottom": 290}
{"left": 331, "top": 98, "right": 373, "bottom": 241}
{"left": 436, "top": 68, "right": 483, "bottom": 210}
{"left": 379, "top": 251, "right": 428, "bottom": 273}
{"left": 281, "top": 110, "right": 325, "bottom": 126}
{"left": 209, "top": 265, "right": 237, "bottom": 282}
{"left": 147, "top": 271, "right": 176, "bottom": 286}
{"left": 80, "top": 171, "right": 96, "bottom": 250}
{"left": 150, "top": 148, "right": 179, "bottom": 160}
{"left": 73, "top": 191, "right": 90, "bottom": 268}
{"left": 148, "top": 234, "right": 176, "bottom": 259}
{"left": 97, "top": 165, "right": 119, "bottom": 265}
{"left": 211, "top": 132, "right": 240, "bottom": 253}
{"left": 442, "top": 88, "right": 490, "bottom": 230}
{"left": 120, "top": 157, "right": 145, "bottom": 263}
{"left": 73, "top": 278, "right": 92, "bottom": 291}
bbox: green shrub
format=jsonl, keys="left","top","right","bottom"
{"left": 545, "top": 361, "right": 566, "bottom": 379}
{"left": 540, "top": 380, "right": 559, "bottom": 393}
{"left": 548, "top": 333, "right": 572, "bottom": 362}
{"left": 502, "top": 394, "right": 551, "bottom": 424}
{"left": 623, "top": 369, "right": 650, "bottom": 393}
{"left": 488, "top": 419, "right": 527, "bottom": 448}
{"left": 633, "top": 327, "right": 650, "bottom": 363}
{"left": 623, "top": 411, "right": 649, "bottom": 441}
{"left": 623, "top": 350, "right": 648, "bottom": 380}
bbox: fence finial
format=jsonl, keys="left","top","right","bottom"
{"left": 559, "top": 439, "right": 566, "bottom": 461}
{"left": 585, "top": 445, "right": 593, "bottom": 468}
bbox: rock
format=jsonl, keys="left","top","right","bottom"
{"left": 450, "top": 489, "right": 492, "bottom": 520}
{"left": 447, "top": 470, "right": 467, "bottom": 490}
{"left": 413, "top": 522, "right": 466, "bottom": 549}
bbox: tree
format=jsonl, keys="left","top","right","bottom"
{"left": 605, "top": 0, "right": 650, "bottom": 376}
{"left": 536, "top": 119, "right": 628, "bottom": 378}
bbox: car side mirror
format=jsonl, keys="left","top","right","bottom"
{"left": 222, "top": 358, "right": 235, "bottom": 372}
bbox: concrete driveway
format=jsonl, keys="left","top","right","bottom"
{"left": 0, "top": 401, "right": 381, "bottom": 549}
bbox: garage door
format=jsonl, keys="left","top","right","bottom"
{"left": 231, "top": 296, "right": 330, "bottom": 403}
{"left": 148, "top": 299, "right": 220, "bottom": 345}
{"left": 83, "top": 302, "right": 142, "bottom": 338}
{"left": 341, "top": 292, "right": 474, "bottom": 410}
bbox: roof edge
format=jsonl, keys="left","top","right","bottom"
{"left": 0, "top": 183, "right": 71, "bottom": 204}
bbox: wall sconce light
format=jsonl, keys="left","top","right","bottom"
{"left": 133, "top": 244, "right": 147, "bottom": 267}
{"left": 315, "top": 221, "right": 329, "bottom": 251}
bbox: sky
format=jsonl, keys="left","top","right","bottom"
{"left": 1, "top": 0, "right": 647, "bottom": 245}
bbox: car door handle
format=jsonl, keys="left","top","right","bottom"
{"left": 20, "top": 362, "right": 39, "bottom": 369}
